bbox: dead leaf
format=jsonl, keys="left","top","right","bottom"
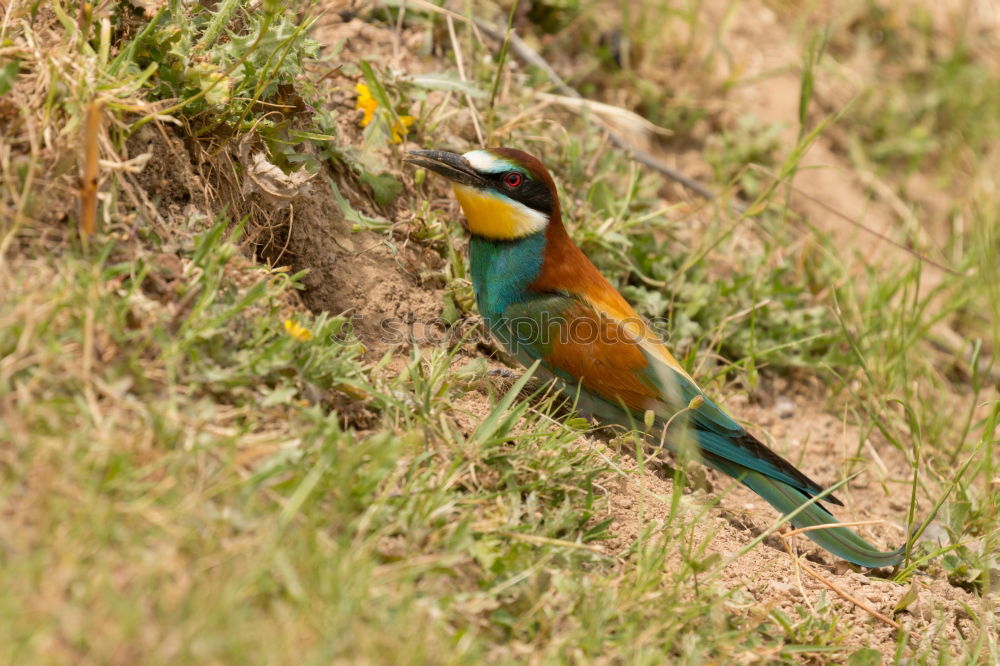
{"left": 239, "top": 139, "right": 314, "bottom": 210}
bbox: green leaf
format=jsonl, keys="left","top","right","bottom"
{"left": 441, "top": 293, "right": 460, "bottom": 325}
{"left": 406, "top": 72, "right": 485, "bottom": 97}
{"left": 0, "top": 59, "right": 19, "bottom": 96}
{"left": 453, "top": 357, "right": 487, "bottom": 382}
{"left": 359, "top": 59, "right": 404, "bottom": 140}
{"left": 847, "top": 648, "right": 881, "bottom": 666}
{"left": 892, "top": 582, "right": 919, "bottom": 614}
{"left": 690, "top": 552, "right": 721, "bottom": 574}
{"left": 359, "top": 60, "right": 395, "bottom": 115}
{"left": 359, "top": 171, "right": 402, "bottom": 207}
{"left": 262, "top": 385, "right": 299, "bottom": 407}
{"left": 287, "top": 129, "right": 338, "bottom": 142}
{"left": 328, "top": 178, "right": 390, "bottom": 231}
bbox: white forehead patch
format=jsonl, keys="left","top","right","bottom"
{"left": 463, "top": 150, "right": 515, "bottom": 174}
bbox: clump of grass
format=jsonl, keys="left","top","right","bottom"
{"left": 705, "top": 115, "right": 784, "bottom": 198}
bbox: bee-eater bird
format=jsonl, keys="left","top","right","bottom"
{"left": 407, "top": 147, "right": 906, "bottom": 568}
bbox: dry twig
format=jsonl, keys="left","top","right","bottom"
{"left": 778, "top": 523, "right": 922, "bottom": 644}
{"left": 80, "top": 99, "right": 104, "bottom": 237}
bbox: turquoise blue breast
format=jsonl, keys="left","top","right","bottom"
{"left": 468, "top": 232, "right": 546, "bottom": 332}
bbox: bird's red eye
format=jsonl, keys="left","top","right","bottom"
{"left": 504, "top": 172, "right": 523, "bottom": 187}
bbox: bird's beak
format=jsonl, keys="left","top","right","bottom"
{"left": 406, "top": 150, "right": 486, "bottom": 188}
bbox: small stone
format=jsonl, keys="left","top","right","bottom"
{"left": 775, "top": 397, "right": 796, "bottom": 419}
{"left": 917, "top": 521, "right": 949, "bottom": 546}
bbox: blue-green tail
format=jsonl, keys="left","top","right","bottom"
{"left": 708, "top": 455, "right": 906, "bottom": 568}
{"left": 577, "top": 351, "right": 908, "bottom": 568}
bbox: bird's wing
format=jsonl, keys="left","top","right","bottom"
{"left": 500, "top": 291, "right": 906, "bottom": 567}
{"left": 500, "top": 291, "right": 835, "bottom": 502}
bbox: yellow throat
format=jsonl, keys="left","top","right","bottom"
{"left": 452, "top": 184, "right": 549, "bottom": 240}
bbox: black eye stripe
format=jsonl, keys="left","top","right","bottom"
{"left": 486, "top": 170, "right": 554, "bottom": 215}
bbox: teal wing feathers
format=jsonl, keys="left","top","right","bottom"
{"left": 500, "top": 293, "right": 835, "bottom": 502}
{"left": 496, "top": 292, "right": 904, "bottom": 567}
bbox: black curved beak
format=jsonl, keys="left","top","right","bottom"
{"left": 405, "top": 150, "right": 486, "bottom": 188}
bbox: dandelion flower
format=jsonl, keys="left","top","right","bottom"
{"left": 355, "top": 83, "right": 377, "bottom": 127}
{"left": 391, "top": 114, "right": 415, "bottom": 143}
{"left": 284, "top": 319, "right": 313, "bottom": 342}
{"left": 355, "top": 83, "right": 415, "bottom": 143}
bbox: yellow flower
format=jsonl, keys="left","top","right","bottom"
{"left": 391, "top": 114, "right": 415, "bottom": 144}
{"left": 284, "top": 319, "right": 313, "bottom": 342}
{"left": 355, "top": 83, "right": 377, "bottom": 127}
{"left": 355, "top": 83, "right": 415, "bottom": 144}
